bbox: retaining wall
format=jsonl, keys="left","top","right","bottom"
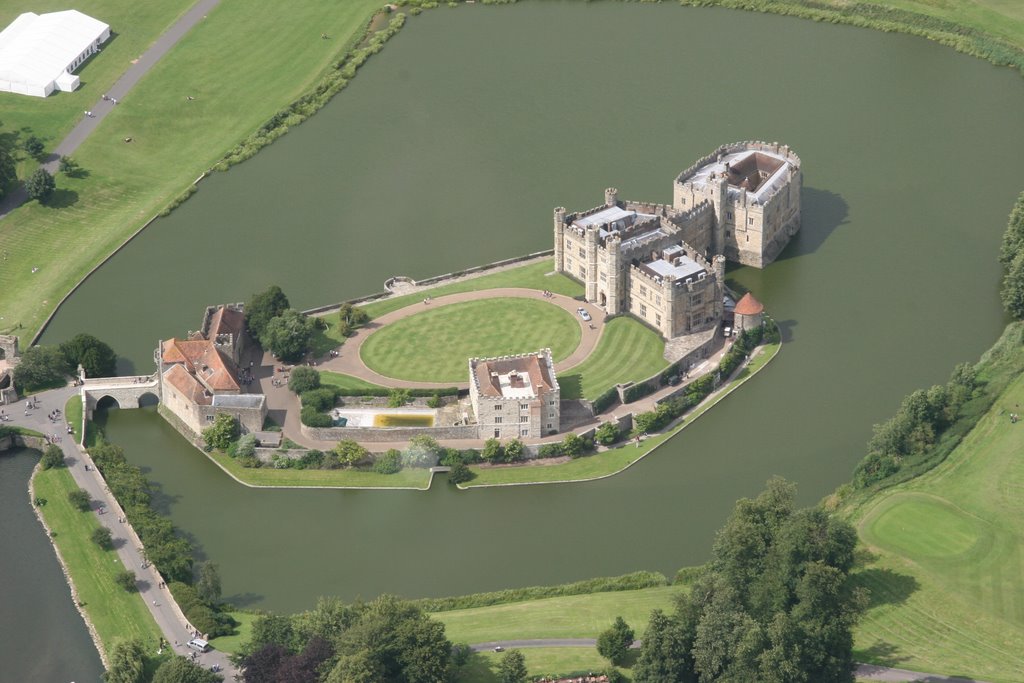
{"left": 301, "top": 423, "right": 478, "bottom": 443}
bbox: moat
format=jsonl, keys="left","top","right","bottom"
{"left": 36, "top": 2, "right": 1024, "bottom": 612}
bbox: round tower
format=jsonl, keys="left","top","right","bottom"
{"left": 733, "top": 293, "right": 764, "bottom": 334}
{"left": 605, "top": 188, "right": 618, "bottom": 207}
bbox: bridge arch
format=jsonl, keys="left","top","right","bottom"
{"left": 95, "top": 395, "right": 121, "bottom": 411}
{"left": 138, "top": 392, "right": 159, "bottom": 408}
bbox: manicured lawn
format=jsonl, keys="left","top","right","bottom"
{"left": 464, "top": 341, "right": 779, "bottom": 487}
{"left": 360, "top": 298, "right": 581, "bottom": 383}
{"left": 847, "top": 369, "right": 1024, "bottom": 682}
{"left": 206, "top": 449, "right": 432, "bottom": 489}
{"left": 319, "top": 370, "right": 388, "bottom": 393}
{"left": 209, "top": 611, "right": 257, "bottom": 655}
{"left": 436, "top": 586, "right": 682, "bottom": 644}
{"left": 848, "top": 0, "right": 1024, "bottom": 49}
{"left": 65, "top": 395, "right": 83, "bottom": 444}
{"left": 454, "top": 647, "right": 627, "bottom": 683}
{"left": 33, "top": 466, "right": 164, "bottom": 657}
{"left": 0, "top": 0, "right": 384, "bottom": 337}
{"left": 558, "top": 317, "right": 667, "bottom": 401}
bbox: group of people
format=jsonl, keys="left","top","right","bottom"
{"left": 540, "top": 290, "right": 555, "bottom": 298}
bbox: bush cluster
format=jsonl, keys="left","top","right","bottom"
{"left": 590, "top": 386, "right": 619, "bottom": 414}
{"left": 999, "top": 193, "right": 1024, "bottom": 318}
{"left": 414, "top": 571, "right": 668, "bottom": 613}
{"left": 170, "top": 581, "right": 236, "bottom": 638}
{"left": 536, "top": 432, "right": 595, "bottom": 459}
{"left": 373, "top": 449, "right": 403, "bottom": 474}
{"left": 622, "top": 380, "right": 657, "bottom": 404}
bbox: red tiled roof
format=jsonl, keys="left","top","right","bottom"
{"left": 163, "top": 364, "right": 212, "bottom": 405}
{"left": 473, "top": 353, "right": 556, "bottom": 399}
{"left": 734, "top": 293, "right": 764, "bottom": 315}
{"left": 208, "top": 306, "right": 245, "bottom": 339}
{"left": 161, "top": 338, "right": 240, "bottom": 393}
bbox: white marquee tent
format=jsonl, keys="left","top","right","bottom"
{"left": 0, "top": 10, "right": 110, "bottom": 98}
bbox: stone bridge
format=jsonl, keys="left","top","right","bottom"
{"left": 81, "top": 375, "right": 160, "bottom": 418}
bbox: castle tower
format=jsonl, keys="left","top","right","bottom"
{"left": 711, "top": 173, "right": 728, "bottom": 257}
{"left": 712, "top": 254, "right": 726, "bottom": 285}
{"left": 585, "top": 227, "right": 599, "bottom": 303}
{"left": 553, "top": 207, "right": 566, "bottom": 272}
{"left": 606, "top": 234, "right": 622, "bottom": 314}
{"left": 734, "top": 293, "right": 764, "bottom": 333}
{"left": 605, "top": 187, "right": 618, "bottom": 208}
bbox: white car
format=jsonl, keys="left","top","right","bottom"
{"left": 577, "top": 308, "right": 592, "bottom": 322}
{"left": 723, "top": 325, "right": 732, "bottom": 338}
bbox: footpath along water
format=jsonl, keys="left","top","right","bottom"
{"left": 41, "top": 3, "right": 1024, "bottom": 613}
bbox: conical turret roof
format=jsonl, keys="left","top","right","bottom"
{"left": 734, "top": 293, "right": 764, "bottom": 315}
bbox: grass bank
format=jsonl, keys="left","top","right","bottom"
{"left": 463, "top": 340, "right": 779, "bottom": 487}
{"left": 206, "top": 449, "right": 432, "bottom": 489}
{"left": 32, "top": 466, "right": 164, "bottom": 658}
{"left": 455, "top": 647, "right": 627, "bottom": 683}
{"left": 64, "top": 394, "right": 83, "bottom": 443}
{"left": 841, "top": 364, "right": 1024, "bottom": 682}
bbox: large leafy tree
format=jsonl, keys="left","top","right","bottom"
{"left": 202, "top": 413, "right": 239, "bottom": 451}
{"left": 103, "top": 639, "right": 146, "bottom": 683}
{"left": 196, "top": 561, "right": 222, "bottom": 604}
{"left": 596, "top": 616, "right": 635, "bottom": 666}
{"left": 262, "top": 309, "right": 316, "bottom": 362}
{"left": 246, "top": 285, "right": 290, "bottom": 343}
{"left": 152, "top": 655, "right": 223, "bottom": 683}
{"left": 13, "top": 345, "right": 70, "bottom": 391}
{"left": 60, "top": 333, "right": 118, "bottom": 378}
{"left": 497, "top": 649, "right": 528, "bottom": 683}
{"left": 26, "top": 167, "right": 55, "bottom": 202}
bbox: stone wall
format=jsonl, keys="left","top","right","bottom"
{"left": 0, "top": 434, "right": 49, "bottom": 452}
{"left": 301, "top": 423, "right": 478, "bottom": 443}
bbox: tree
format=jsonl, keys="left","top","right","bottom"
{"left": 403, "top": 435, "right": 440, "bottom": 468}
{"left": 245, "top": 613, "right": 297, "bottom": 656}
{"left": 196, "top": 561, "right": 222, "bottom": 604}
{"left": 40, "top": 444, "right": 65, "bottom": 469}
{"left": 235, "top": 433, "right": 257, "bottom": 459}
{"left": 447, "top": 461, "right": 473, "bottom": 484}
{"left": 241, "top": 642, "right": 289, "bottom": 683}
{"left": 59, "top": 155, "right": 83, "bottom": 177}
{"left": 23, "top": 135, "right": 44, "bottom": 158}
{"left": 561, "top": 432, "right": 587, "bottom": 459}
{"left": 480, "top": 438, "right": 503, "bottom": 462}
{"left": 1002, "top": 250, "right": 1024, "bottom": 319}
{"left": 387, "top": 388, "right": 411, "bottom": 408}
{"left": 263, "top": 309, "right": 316, "bottom": 362}
{"left": 152, "top": 655, "right": 223, "bottom": 683}
{"left": 60, "top": 333, "right": 118, "bottom": 378}
{"left": 26, "top": 167, "right": 55, "bottom": 202}
{"left": 13, "top": 345, "right": 70, "bottom": 391}
{"left": 596, "top": 616, "right": 635, "bottom": 666}
{"left": 115, "top": 570, "right": 138, "bottom": 592}
{"left": 202, "top": 413, "right": 239, "bottom": 451}
{"left": 632, "top": 609, "right": 693, "bottom": 683}
{"left": 0, "top": 141, "right": 15, "bottom": 197}
{"left": 246, "top": 286, "right": 290, "bottom": 343}
{"left": 289, "top": 366, "right": 320, "bottom": 394}
{"left": 497, "top": 649, "right": 528, "bottom": 683}
{"left": 103, "top": 638, "right": 146, "bottom": 683}
{"left": 337, "top": 302, "right": 370, "bottom": 337}
{"left": 68, "top": 487, "right": 91, "bottom": 511}
{"left": 503, "top": 438, "right": 525, "bottom": 462}
{"left": 92, "top": 526, "right": 114, "bottom": 550}
{"left": 999, "top": 192, "right": 1024, "bottom": 266}
{"left": 335, "top": 439, "right": 369, "bottom": 467}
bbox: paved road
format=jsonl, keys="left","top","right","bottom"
{"left": 0, "top": 0, "right": 222, "bottom": 220}
{"left": 469, "top": 640, "right": 990, "bottom": 682}
{"left": 9, "top": 385, "right": 235, "bottom": 677}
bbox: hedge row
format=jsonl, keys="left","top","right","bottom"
{"left": 622, "top": 380, "right": 658, "bottom": 404}
{"left": 591, "top": 386, "right": 619, "bottom": 414}
{"left": 334, "top": 387, "right": 460, "bottom": 398}
{"left": 414, "top": 570, "right": 669, "bottom": 613}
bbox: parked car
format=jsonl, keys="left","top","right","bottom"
{"left": 723, "top": 325, "right": 732, "bottom": 338}
{"left": 493, "top": 646, "right": 504, "bottom": 652}
{"left": 577, "top": 307, "right": 592, "bottom": 322}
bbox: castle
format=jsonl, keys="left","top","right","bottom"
{"left": 554, "top": 141, "right": 800, "bottom": 344}
{"left": 469, "top": 349, "right": 560, "bottom": 439}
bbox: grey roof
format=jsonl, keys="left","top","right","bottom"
{"left": 645, "top": 257, "right": 706, "bottom": 282}
{"left": 211, "top": 394, "right": 265, "bottom": 409}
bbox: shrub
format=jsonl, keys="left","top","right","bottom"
{"left": 374, "top": 449, "right": 403, "bottom": 474}
{"left": 623, "top": 381, "right": 657, "bottom": 404}
{"left": 202, "top": 413, "right": 239, "bottom": 450}
{"left": 298, "top": 449, "right": 325, "bottom": 468}
{"left": 426, "top": 393, "right": 443, "bottom": 409}
{"left": 301, "top": 387, "right": 339, "bottom": 412}
{"left": 335, "top": 439, "right": 369, "bottom": 467}
{"left": 289, "top": 366, "right": 321, "bottom": 394}
{"left": 116, "top": 570, "right": 138, "bottom": 592}
{"left": 91, "top": 526, "right": 114, "bottom": 550}
{"left": 591, "top": 386, "right": 619, "bottom": 414}
{"left": 26, "top": 168, "right": 55, "bottom": 202}
{"left": 321, "top": 452, "right": 342, "bottom": 469}
{"left": 387, "top": 388, "right": 411, "bottom": 408}
{"left": 448, "top": 461, "right": 474, "bottom": 484}
{"left": 40, "top": 444, "right": 65, "bottom": 469}
{"left": 235, "top": 433, "right": 257, "bottom": 459}
{"left": 561, "top": 432, "right": 591, "bottom": 459}
{"left": 538, "top": 442, "right": 563, "bottom": 458}
{"left": 595, "top": 422, "right": 621, "bottom": 446}
{"left": 503, "top": 438, "right": 525, "bottom": 462}
{"left": 67, "top": 488, "right": 91, "bottom": 511}
{"left": 403, "top": 435, "right": 440, "bottom": 467}
{"left": 481, "top": 438, "right": 503, "bottom": 462}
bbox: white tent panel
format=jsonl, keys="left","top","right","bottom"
{"left": 0, "top": 10, "right": 109, "bottom": 97}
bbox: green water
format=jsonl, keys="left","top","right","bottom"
{"left": 44, "top": 3, "right": 1024, "bottom": 612}
{"left": 374, "top": 414, "right": 436, "bottom": 427}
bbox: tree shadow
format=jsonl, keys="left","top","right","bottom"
{"left": 453, "top": 651, "right": 499, "bottom": 683}
{"left": 558, "top": 373, "right": 582, "bottom": 400}
{"left": 112, "top": 536, "right": 128, "bottom": 550}
{"left": 853, "top": 567, "right": 920, "bottom": 608}
{"left": 43, "top": 188, "right": 79, "bottom": 209}
{"left": 146, "top": 479, "right": 182, "bottom": 517}
{"left": 222, "top": 592, "right": 266, "bottom": 609}
{"left": 856, "top": 640, "right": 910, "bottom": 667}
{"left": 135, "top": 578, "right": 152, "bottom": 593}
{"left": 773, "top": 318, "right": 797, "bottom": 344}
{"left": 774, "top": 187, "right": 849, "bottom": 262}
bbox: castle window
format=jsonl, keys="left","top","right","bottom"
{"left": 520, "top": 416, "right": 529, "bottom": 423}
{"left": 579, "top": 267, "right": 586, "bottom": 278}
{"left": 600, "top": 272, "right": 607, "bottom": 282}
{"left": 747, "top": 235, "right": 750, "bottom": 242}
{"left": 579, "top": 247, "right": 585, "bottom": 258}
{"left": 494, "top": 404, "right": 503, "bottom": 410}
{"left": 681, "top": 198, "right": 686, "bottom": 205}
{"left": 656, "top": 313, "right": 662, "bottom": 326}
{"left": 748, "top": 217, "right": 754, "bottom": 225}
{"left": 520, "top": 403, "right": 529, "bottom": 410}
{"left": 725, "top": 230, "right": 731, "bottom": 236}
{"left": 522, "top": 429, "right": 529, "bottom": 437}
{"left": 547, "top": 423, "right": 553, "bottom": 430}
{"left": 639, "top": 285, "right": 647, "bottom": 298}
{"left": 726, "top": 211, "right": 733, "bottom": 219}
{"left": 640, "top": 304, "right": 647, "bottom": 317}
{"left": 495, "top": 416, "right": 503, "bottom": 424}
{"left": 495, "top": 429, "right": 501, "bottom": 438}
{"left": 656, "top": 295, "right": 661, "bottom": 306}
{"left": 205, "top": 415, "right": 215, "bottom": 423}
{"left": 690, "top": 293, "right": 702, "bottom": 305}
{"left": 549, "top": 400, "right": 555, "bottom": 406}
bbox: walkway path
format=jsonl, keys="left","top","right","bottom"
{"left": 468, "top": 640, "right": 990, "bottom": 682}
{"left": 0, "top": 0, "right": 222, "bottom": 219}
{"left": 10, "top": 385, "right": 235, "bottom": 677}
{"left": 316, "top": 288, "right": 606, "bottom": 389}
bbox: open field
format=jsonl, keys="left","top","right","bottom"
{"left": 847, "top": 369, "right": 1024, "bottom": 682}
{"left": 465, "top": 341, "right": 779, "bottom": 487}
{"left": 0, "top": 0, "right": 194, "bottom": 162}
{"left": 32, "top": 466, "right": 164, "bottom": 657}
{"left": 319, "top": 370, "right": 388, "bottom": 393}
{"left": 361, "top": 298, "right": 581, "bottom": 382}
{"left": 558, "top": 317, "right": 667, "bottom": 401}
{"left": 209, "top": 610, "right": 256, "bottom": 655}
{"left": 0, "top": 0, "right": 382, "bottom": 337}
{"left": 436, "top": 586, "right": 682, "bottom": 644}
{"left": 206, "top": 449, "right": 432, "bottom": 489}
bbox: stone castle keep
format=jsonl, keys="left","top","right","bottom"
{"left": 554, "top": 141, "right": 800, "bottom": 342}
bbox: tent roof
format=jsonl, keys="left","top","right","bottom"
{"left": 0, "top": 10, "right": 108, "bottom": 90}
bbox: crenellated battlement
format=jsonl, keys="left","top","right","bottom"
{"left": 675, "top": 140, "right": 802, "bottom": 185}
